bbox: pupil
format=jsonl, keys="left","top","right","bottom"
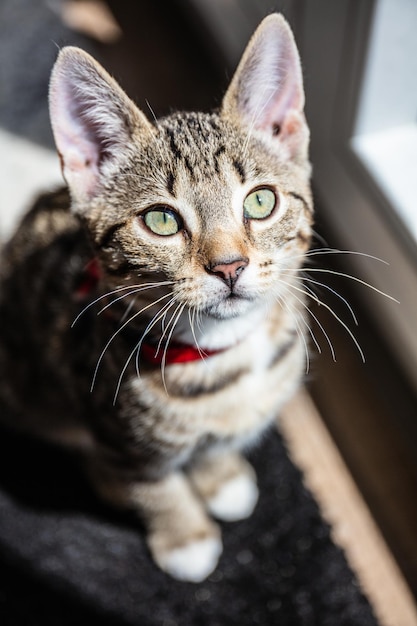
{"left": 256, "top": 193, "right": 262, "bottom": 206}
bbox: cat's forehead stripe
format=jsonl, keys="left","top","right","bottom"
{"left": 166, "top": 171, "right": 176, "bottom": 197}
{"left": 232, "top": 159, "right": 246, "bottom": 184}
{"left": 158, "top": 112, "right": 234, "bottom": 181}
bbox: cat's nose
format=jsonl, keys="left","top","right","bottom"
{"left": 206, "top": 258, "right": 249, "bottom": 288}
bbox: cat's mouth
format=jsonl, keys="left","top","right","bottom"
{"left": 203, "top": 293, "right": 256, "bottom": 320}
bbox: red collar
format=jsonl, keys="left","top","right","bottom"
{"left": 76, "top": 259, "right": 227, "bottom": 365}
{"left": 141, "top": 342, "right": 225, "bottom": 365}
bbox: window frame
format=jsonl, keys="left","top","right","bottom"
{"left": 299, "top": 0, "right": 417, "bottom": 391}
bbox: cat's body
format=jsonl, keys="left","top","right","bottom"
{"left": 0, "top": 186, "right": 305, "bottom": 457}
{"left": 0, "top": 15, "right": 312, "bottom": 581}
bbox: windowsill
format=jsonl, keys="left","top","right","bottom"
{"left": 351, "top": 123, "right": 417, "bottom": 244}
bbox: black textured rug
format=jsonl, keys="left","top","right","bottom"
{"left": 0, "top": 424, "right": 378, "bottom": 626}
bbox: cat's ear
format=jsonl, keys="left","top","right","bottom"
{"left": 49, "top": 47, "right": 155, "bottom": 202}
{"left": 221, "top": 14, "right": 308, "bottom": 159}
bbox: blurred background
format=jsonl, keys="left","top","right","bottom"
{"left": 0, "top": 0, "right": 416, "bottom": 598}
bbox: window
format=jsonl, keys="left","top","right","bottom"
{"left": 299, "top": 0, "right": 417, "bottom": 391}
{"left": 352, "top": 0, "right": 417, "bottom": 245}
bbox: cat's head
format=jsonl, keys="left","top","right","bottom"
{"left": 49, "top": 14, "right": 312, "bottom": 322}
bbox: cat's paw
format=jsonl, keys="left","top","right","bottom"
{"left": 207, "top": 473, "right": 259, "bottom": 522}
{"left": 153, "top": 536, "right": 223, "bottom": 583}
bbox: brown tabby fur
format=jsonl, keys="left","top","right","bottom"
{"left": 0, "top": 14, "right": 313, "bottom": 581}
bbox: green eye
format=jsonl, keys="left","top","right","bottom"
{"left": 243, "top": 188, "right": 276, "bottom": 220}
{"left": 144, "top": 208, "right": 181, "bottom": 236}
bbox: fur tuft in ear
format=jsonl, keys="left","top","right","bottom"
{"left": 49, "top": 47, "right": 154, "bottom": 202}
{"left": 222, "top": 14, "right": 308, "bottom": 159}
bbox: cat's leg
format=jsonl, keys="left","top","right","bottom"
{"left": 188, "top": 450, "right": 259, "bottom": 522}
{"left": 90, "top": 467, "right": 222, "bottom": 583}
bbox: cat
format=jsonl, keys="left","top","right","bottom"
{"left": 0, "top": 13, "right": 312, "bottom": 582}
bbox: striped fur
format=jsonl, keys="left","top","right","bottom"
{"left": 0, "top": 14, "right": 313, "bottom": 581}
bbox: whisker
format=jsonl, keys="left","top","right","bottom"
{"left": 161, "top": 302, "right": 187, "bottom": 394}
{"left": 279, "top": 281, "right": 336, "bottom": 361}
{"left": 146, "top": 99, "right": 168, "bottom": 166}
{"left": 97, "top": 281, "right": 174, "bottom": 317}
{"left": 134, "top": 295, "right": 179, "bottom": 379}
{"left": 156, "top": 299, "right": 184, "bottom": 356}
{"left": 285, "top": 267, "right": 399, "bottom": 303}
{"left": 71, "top": 284, "right": 143, "bottom": 328}
{"left": 146, "top": 99, "right": 160, "bottom": 126}
{"left": 282, "top": 248, "right": 391, "bottom": 266}
{"left": 311, "top": 229, "right": 329, "bottom": 248}
{"left": 281, "top": 281, "right": 326, "bottom": 353}
{"left": 304, "top": 249, "right": 390, "bottom": 265}
{"left": 301, "top": 312, "right": 323, "bottom": 357}
{"left": 114, "top": 296, "right": 179, "bottom": 404}
{"left": 120, "top": 296, "right": 137, "bottom": 324}
{"left": 282, "top": 271, "right": 358, "bottom": 325}
{"left": 91, "top": 292, "right": 173, "bottom": 393}
{"left": 301, "top": 297, "right": 335, "bottom": 362}
{"left": 188, "top": 307, "right": 207, "bottom": 362}
{"left": 280, "top": 278, "right": 364, "bottom": 362}
{"left": 195, "top": 307, "right": 204, "bottom": 334}
{"left": 277, "top": 295, "right": 311, "bottom": 373}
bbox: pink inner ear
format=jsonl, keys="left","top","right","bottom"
{"left": 50, "top": 76, "right": 103, "bottom": 198}
{"left": 58, "top": 127, "right": 100, "bottom": 171}
{"left": 260, "top": 80, "right": 302, "bottom": 134}
{"left": 240, "top": 22, "right": 304, "bottom": 137}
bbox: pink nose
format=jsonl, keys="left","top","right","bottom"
{"left": 206, "top": 258, "right": 248, "bottom": 287}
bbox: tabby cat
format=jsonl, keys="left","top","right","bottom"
{"left": 0, "top": 14, "right": 312, "bottom": 582}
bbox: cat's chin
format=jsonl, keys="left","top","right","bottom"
{"left": 203, "top": 296, "right": 256, "bottom": 321}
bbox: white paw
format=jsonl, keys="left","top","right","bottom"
{"left": 156, "top": 536, "right": 222, "bottom": 583}
{"left": 207, "top": 474, "right": 259, "bottom": 522}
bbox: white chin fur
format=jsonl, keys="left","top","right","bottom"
{"left": 204, "top": 296, "right": 255, "bottom": 320}
{"left": 207, "top": 474, "right": 259, "bottom": 522}
{"left": 156, "top": 537, "right": 223, "bottom": 583}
